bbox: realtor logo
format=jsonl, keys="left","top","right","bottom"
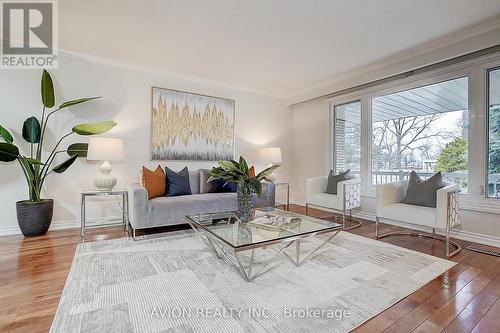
{"left": 1, "top": 0, "right": 58, "bottom": 69}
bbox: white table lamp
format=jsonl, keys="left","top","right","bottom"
{"left": 259, "top": 147, "right": 282, "bottom": 165}
{"left": 87, "top": 137, "right": 124, "bottom": 190}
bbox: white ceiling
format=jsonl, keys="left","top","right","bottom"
{"left": 60, "top": 0, "right": 500, "bottom": 98}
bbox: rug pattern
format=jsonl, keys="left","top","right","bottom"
{"left": 50, "top": 231, "right": 455, "bottom": 333}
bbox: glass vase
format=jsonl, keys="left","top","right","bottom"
{"left": 237, "top": 183, "right": 253, "bottom": 222}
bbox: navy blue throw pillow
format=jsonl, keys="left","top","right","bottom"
{"left": 165, "top": 166, "right": 192, "bottom": 197}
{"left": 209, "top": 179, "right": 237, "bottom": 193}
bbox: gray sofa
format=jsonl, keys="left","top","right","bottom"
{"left": 127, "top": 169, "right": 275, "bottom": 236}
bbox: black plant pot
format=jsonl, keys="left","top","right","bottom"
{"left": 16, "top": 199, "right": 54, "bottom": 237}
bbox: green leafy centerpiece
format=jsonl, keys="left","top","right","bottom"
{"left": 0, "top": 70, "right": 116, "bottom": 237}
{"left": 208, "top": 156, "right": 279, "bottom": 222}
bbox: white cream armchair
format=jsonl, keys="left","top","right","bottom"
{"left": 375, "top": 180, "right": 461, "bottom": 257}
{"left": 304, "top": 176, "right": 362, "bottom": 230}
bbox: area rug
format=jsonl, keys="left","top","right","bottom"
{"left": 50, "top": 231, "right": 455, "bottom": 333}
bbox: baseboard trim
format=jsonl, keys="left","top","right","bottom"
{"left": 3, "top": 207, "right": 500, "bottom": 249}
{"left": 452, "top": 230, "right": 500, "bottom": 248}
{"left": 0, "top": 216, "right": 123, "bottom": 236}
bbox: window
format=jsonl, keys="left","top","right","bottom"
{"left": 329, "top": 53, "right": 500, "bottom": 212}
{"left": 333, "top": 101, "right": 361, "bottom": 176}
{"left": 371, "top": 77, "right": 469, "bottom": 192}
{"left": 488, "top": 67, "right": 500, "bottom": 198}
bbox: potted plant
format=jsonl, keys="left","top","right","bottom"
{"left": 208, "top": 156, "right": 279, "bottom": 222}
{"left": 0, "top": 69, "right": 116, "bottom": 237}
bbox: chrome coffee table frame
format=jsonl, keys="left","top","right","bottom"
{"left": 186, "top": 209, "right": 342, "bottom": 282}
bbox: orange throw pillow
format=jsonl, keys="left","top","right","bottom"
{"left": 142, "top": 165, "right": 166, "bottom": 199}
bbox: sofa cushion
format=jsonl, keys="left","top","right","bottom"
{"left": 379, "top": 203, "right": 436, "bottom": 228}
{"left": 401, "top": 171, "right": 443, "bottom": 208}
{"left": 189, "top": 170, "right": 200, "bottom": 194}
{"left": 325, "top": 169, "right": 350, "bottom": 195}
{"left": 147, "top": 193, "right": 238, "bottom": 227}
{"left": 165, "top": 166, "right": 192, "bottom": 197}
{"left": 141, "top": 165, "right": 166, "bottom": 199}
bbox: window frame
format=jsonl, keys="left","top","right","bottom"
{"left": 485, "top": 65, "right": 500, "bottom": 200}
{"left": 328, "top": 51, "right": 500, "bottom": 213}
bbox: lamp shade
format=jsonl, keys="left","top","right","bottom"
{"left": 87, "top": 137, "right": 124, "bottom": 161}
{"left": 259, "top": 147, "right": 282, "bottom": 164}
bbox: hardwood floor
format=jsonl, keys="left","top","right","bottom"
{"left": 1, "top": 204, "right": 499, "bottom": 332}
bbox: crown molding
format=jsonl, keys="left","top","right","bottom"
{"left": 287, "top": 16, "right": 500, "bottom": 105}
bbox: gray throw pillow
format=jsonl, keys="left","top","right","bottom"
{"left": 199, "top": 169, "right": 213, "bottom": 193}
{"left": 325, "top": 169, "right": 350, "bottom": 195}
{"left": 400, "top": 171, "right": 443, "bottom": 208}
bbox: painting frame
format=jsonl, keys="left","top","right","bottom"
{"left": 150, "top": 86, "right": 236, "bottom": 161}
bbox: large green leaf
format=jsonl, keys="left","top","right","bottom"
{"left": 72, "top": 121, "right": 116, "bottom": 135}
{"left": 59, "top": 97, "right": 101, "bottom": 109}
{"left": 52, "top": 154, "right": 78, "bottom": 173}
{"left": 0, "top": 142, "right": 20, "bottom": 162}
{"left": 41, "top": 69, "right": 55, "bottom": 108}
{"left": 256, "top": 164, "right": 280, "bottom": 180}
{"left": 67, "top": 143, "right": 88, "bottom": 157}
{"left": 22, "top": 116, "right": 41, "bottom": 143}
{"left": 219, "top": 160, "right": 244, "bottom": 174}
{"left": 0, "top": 125, "right": 13, "bottom": 143}
{"left": 207, "top": 167, "right": 224, "bottom": 182}
{"left": 239, "top": 156, "right": 249, "bottom": 174}
{"left": 248, "top": 179, "right": 263, "bottom": 196}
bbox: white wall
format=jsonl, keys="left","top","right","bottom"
{"left": 0, "top": 53, "right": 292, "bottom": 233}
{"left": 290, "top": 98, "right": 328, "bottom": 202}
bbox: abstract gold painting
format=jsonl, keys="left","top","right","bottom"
{"left": 151, "top": 87, "right": 235, "bottom": 161}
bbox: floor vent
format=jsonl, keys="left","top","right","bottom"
{"left": 465, "top": 245, "right": 500, "bottom": 257}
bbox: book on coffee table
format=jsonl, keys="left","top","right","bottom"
{"left": 249, "top": 214, "right": 302, "bottom": 231}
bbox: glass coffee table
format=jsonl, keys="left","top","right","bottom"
{"left": 186, "top": 208, "right": 342, "bottom": 282}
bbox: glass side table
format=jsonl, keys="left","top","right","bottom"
{"left": 80, "top": 189, "right": 129, "bottom": 239}
{"left": 274, "top": 182, "right": 290, "bottom": 211}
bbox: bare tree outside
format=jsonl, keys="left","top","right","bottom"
{"left": 372, "top": 109, "right": 468, "bottom": 188}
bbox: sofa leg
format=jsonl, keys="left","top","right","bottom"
{"left": 375, "top": 216, "right": 380, "bottom": 239}
{"left": 305, "top": 203, "right": 309, "bottom": 216}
